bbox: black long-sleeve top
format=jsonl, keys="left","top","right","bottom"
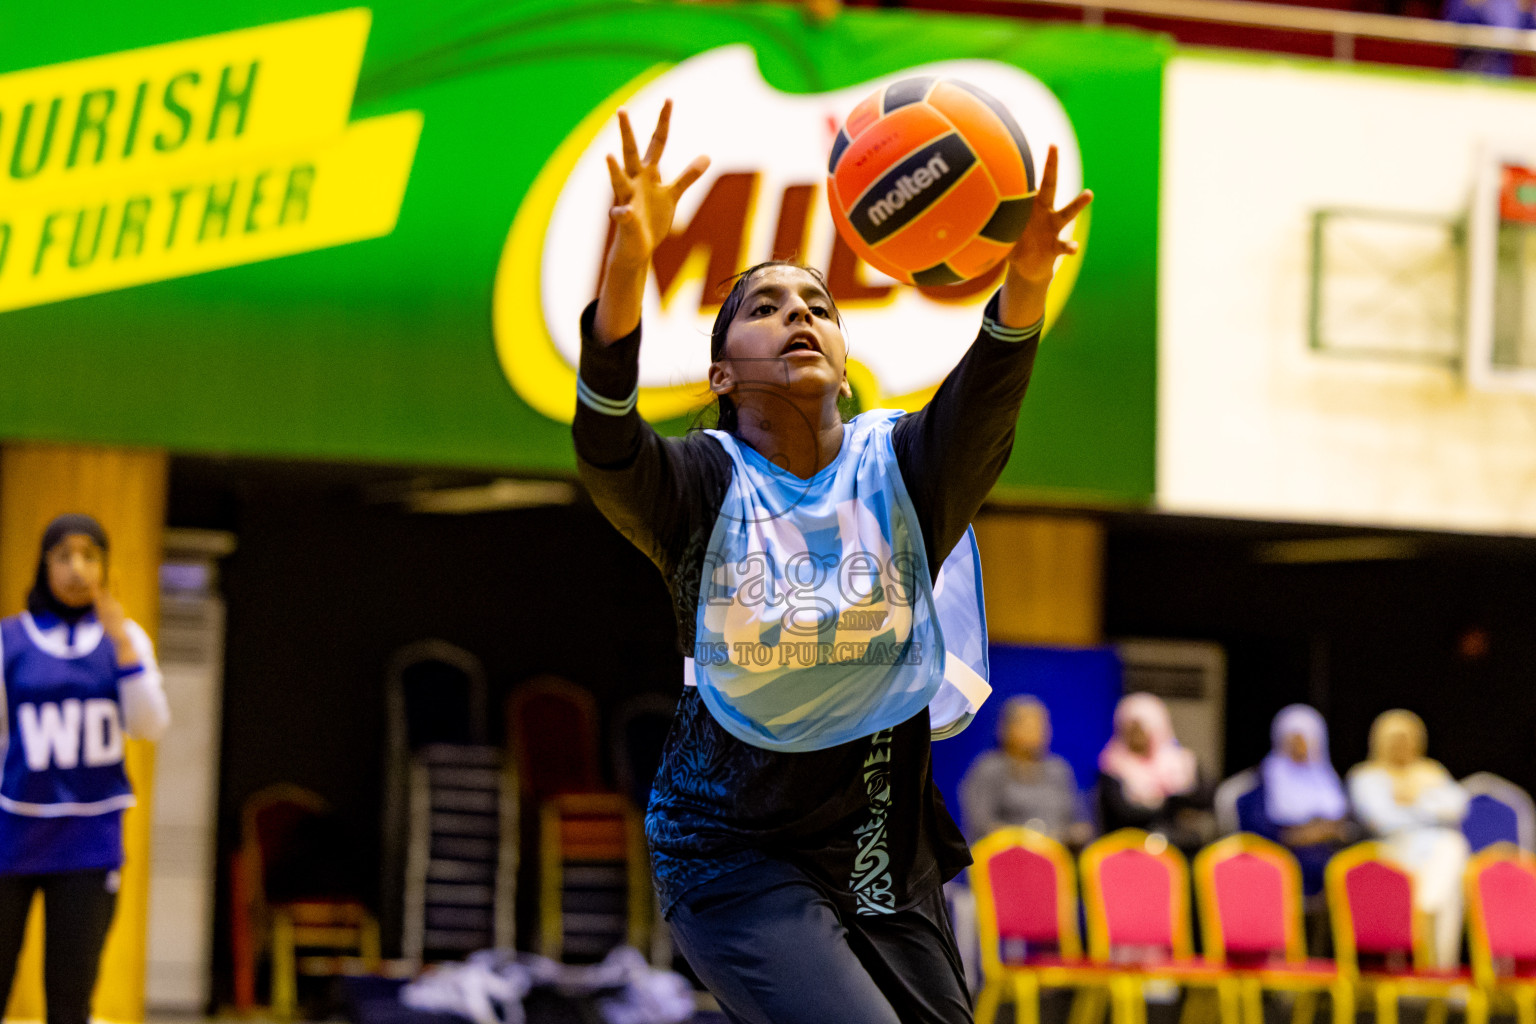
{"left": 1096, "top": 772, "right": 1217, "bottom": 860}
{"left": 572, "top": 294, "right": 1042, "bottom": 915}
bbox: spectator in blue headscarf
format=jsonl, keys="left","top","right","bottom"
{"left": 1237, "top": 705, "right": 1356, "bottom": 895}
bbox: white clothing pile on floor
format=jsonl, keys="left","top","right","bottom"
{"left": 400, "top": 946, "right": 694, "bottom": 1024}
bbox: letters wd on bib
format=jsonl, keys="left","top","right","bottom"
{"left": 0, "top": 611, "right": 161, "bottom": 875}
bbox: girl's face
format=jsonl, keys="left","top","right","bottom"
{"left": 1284, "top": 731, "right": 1311, "bottom": 764}
{"left": 46, "top": 534, "right": 104, "bottom": 608}
{"left": 1003, "top": 705, "right": 1049, "bottom": 759}
{"left": 1122, "top": 719, "right": 1152, "bottom": 756}
{"left": 712, "top": 266, "right": 851, "bottom": 406}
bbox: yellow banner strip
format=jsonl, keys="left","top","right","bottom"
{"left": 0, "top": 111, "right": 422, "bottom": 313}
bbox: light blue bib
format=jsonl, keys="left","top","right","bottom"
{"left": 689, "top": 410, "right": 990, "bottom": 752}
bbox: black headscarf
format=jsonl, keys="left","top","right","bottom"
{"left": 27, "top": 514, "right": 109, "bottom": 625}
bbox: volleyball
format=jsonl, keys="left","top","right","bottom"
{"left": 827, "top": 76, "right": 1037, "bottom": 286}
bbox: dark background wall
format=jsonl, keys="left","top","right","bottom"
{"left": 172, "top": 455, "right": 1536, "bottom": 995}
{"left": 1102, "top": 514, "right": 1536, "bottom": 786}
{"left": 169, "top": 457, "right": 685, "bottom": 991}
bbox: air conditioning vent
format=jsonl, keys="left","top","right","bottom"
{"left": 157, "top": 596, "right": 224, "bottom": 668}
{"left": 1120, "top": 662, "right": 1208, "bottom": 701}
{"left": 1114, "top": 638, "right": 1227, "bottom": 776}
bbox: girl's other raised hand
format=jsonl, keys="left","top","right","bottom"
{"left": 605, "top": 100, "right": 711, "bottom": 270}
{"left": 594, "top": 100, "right": 710, "bottom": 344}
{"left": 996, "top": 144, "right": 1093, "bottom": 329}
{"left": 1006, "top": 144, "right": 1092, "bottom": 285}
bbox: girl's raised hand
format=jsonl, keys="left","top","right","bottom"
{"left": 1006, "top": 144, "right": 1092, "bottom": 284}
{"left": 89, "top": 580, "right": 141, "bottom": 669}
{"left": 89, "top": 580, "right": 127, "bottom": 640}
{"left": 605, "top": 100, "right": 711, "bottom": 269}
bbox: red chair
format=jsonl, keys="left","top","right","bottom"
{"left": 1080, "top": 829, "right": 1240, "bottom": 1024}
{"left": 1326, "top": 841, "right": 1487, "bottom": 1024}
{"left": 230, "top": 785, "right": 380, "bottom": 1019}
{"left": 507, "top": 676, "right": 602, "bottom": 803}
{"left": 1465, "top": 844, "right": 1536, "bottom": 1024}
{"left": 969, "top": 828, "right": 1115, "bottom": 1024}
{"left": 1195, "top": 834, "right": 1353, "bottom": 1024}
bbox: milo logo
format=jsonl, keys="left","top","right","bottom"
{"left": 492, "top": 45, "right": 1086, "bottom": 425}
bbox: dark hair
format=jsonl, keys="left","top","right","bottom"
{"left": 708, "top": 260, "right": 843, "bottom": 434}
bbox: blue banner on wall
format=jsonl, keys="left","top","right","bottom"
{"left": 931, "top": 644, "right": 1123, "bottom": 835}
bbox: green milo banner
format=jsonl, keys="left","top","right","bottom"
{"left": 0, "top": 0, "right": 1165, "bottom": 503}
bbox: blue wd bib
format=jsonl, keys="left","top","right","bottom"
{"left": 690, "top": 410, "right": 990, "bottom": 752}
{"left": 0, "top": 613, "right": 133, "bottom": 874}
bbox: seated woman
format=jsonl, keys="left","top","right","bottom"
{"left": 1348, "top": 709, "right": 1470, "bottom": 968}
{"left": 959, "top": 696, "right": 1092, "bottom": 846}
{"left": 1096, "top": 693, "right": 1213, "bottom": 859}
{"left": 1238, "top": 704, "right": 1356, "bottom": 897}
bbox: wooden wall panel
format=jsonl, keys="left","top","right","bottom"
{"left": 973, "top": 513, "right": 1104, "bottom": 648}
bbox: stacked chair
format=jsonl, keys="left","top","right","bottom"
{"left": 385, "top": 665, "right": 659, "bottom": 970}
{"left": 610, "top": 692, "right": 678, "bottom": 810}
{"left": 609, "top": 691, "right": 682, "bottom": 967}
{"left": 400, "top": 744, "right": 517, "bottom": 962}
{"left": 509, "top": 676, "right": 653, "bottom": 963}
{"left": 231, "top": 784, "right": 381, "bottom": 1018}
{"left": 507, "top": 675, "right": 603, "bottom": 803}
{"left": 383, "top": 641, "right": 516, "bottom": 964}
{"left": 538, "top": 793, "right": 649, "bottom": 961}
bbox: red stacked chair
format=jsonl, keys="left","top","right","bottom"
{"left": 1465, "top": 844, "right": 1536, "bottom": 1024}
{"left": 230, "top": 784, "right": 380, "bottom": 1019}
{"left": 507, "top": 675, "right": 603, "bottom": 803}
{"left": 1079, "top": 829, "right": 1240, "bottom": 1024}
{"left": 1326, "top": 842, "right": 1487, "bottom": 1024}
{"left": 1195, "top": 834, "right": 1353, "bottom": 1024}
{"left": 969, "top": 828, "right": 1113, "bottom": 1024}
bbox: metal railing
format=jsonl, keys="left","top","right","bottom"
{"left": 986, "top": 0, "right": 1536, "bottom": 62}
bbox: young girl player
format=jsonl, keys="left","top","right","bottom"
{"left": 572, "top": 100, "right": 1090, "bottom": 1024}
{"left": 0, "top": 515, "right": 170, "bottom": 1024}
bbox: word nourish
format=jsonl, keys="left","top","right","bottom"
{"left": 0, "top": 62, "right": 259, "bottom": 184}
{"left": 0, "top": 10, "right": 421, "bottom": 313}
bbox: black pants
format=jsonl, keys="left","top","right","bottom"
{"left": 0, "top": 870, "right": 118, "bottom": 1024}
{"left": 667, "top": 858, "right": 972, "bottom": 1024}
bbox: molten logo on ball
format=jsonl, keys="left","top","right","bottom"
{"left": 865, "top": 152, "right": 958, "bottom": 230}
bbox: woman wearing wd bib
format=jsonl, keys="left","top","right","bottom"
{"left": 0, "top": 516, "right": 169, "bottom": 1024}
{"left": 572, "top": 101, "right": 1089, "bottom": 1024}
